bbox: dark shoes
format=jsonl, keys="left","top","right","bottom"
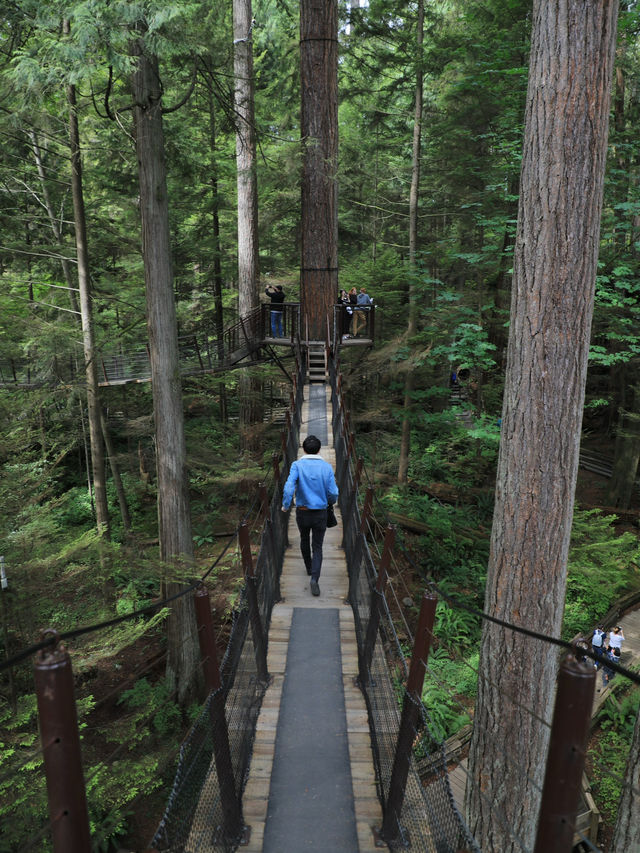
{"left": 310, "top": 579, "right": 320, "bottom": 596}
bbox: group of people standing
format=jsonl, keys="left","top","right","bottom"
{"left": 339, "top": 287, "right": 373, "bottom": 339}
{"left": 265, "top": 283, "right": 374, "bottom": 341}
{"left": 591, "top": 624, "right": 625, "bottom": 690}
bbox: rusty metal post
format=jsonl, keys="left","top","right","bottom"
{"left": 272, "top": 451, "right": 281, "bottom": 486}
{"left": 533, "top": 655, "right": 596, "bottom": 853}
{"left": 360, "top": 486, "right": 374, "bottom": 534}
{"left": 380, "top": 592, "right": 437, "bottom": 846}
{"left": 193, "top": 587, "right": 246, "bottom": 845}
{"left": 345, "top": 457, "right": 363, "bottom": 521}
{"left": 33, "top": 632, "right": 91, "bottom": 853}
{"left": 359, "top": 526, "right": 395, "bottom": 684}
{"left": 348, "top": 486, "right": 375, "bottom": 582}
{"left": 259, "top": 482, "right": 270, "bottom": 524}
{"left": 264, "top": 517, "right": 282, "bottom": 602}
{"left": 194, "top": 586, "right": 222, "bottom": 693}
{"left": 239, "top": 523, "right": 269, "bottom": 683}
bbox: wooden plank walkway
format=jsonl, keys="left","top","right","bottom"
{"left": 242, "top": 385, "right": 382, "bottom": 853}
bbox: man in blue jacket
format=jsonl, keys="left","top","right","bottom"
{"left": 282, "top": 435, "right": 339, "bottom": 596}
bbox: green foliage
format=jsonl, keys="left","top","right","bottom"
{"left": 590, "top": 725, "right": 636, "bottom": 826}
{"left": 118, "top": 677, "right": 182, "bottom": 741}
{"left": 563, "top": 509, "right": 640, "bottom": 639}
{"left": 598, "top": 683, "right": 640, "bottom": 738}
{"left": 434, "top": 602, "right": 480, "bottom": 651}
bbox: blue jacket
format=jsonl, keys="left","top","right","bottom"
{"left": 282, "top": 455, "right": 339, "bottom": 510}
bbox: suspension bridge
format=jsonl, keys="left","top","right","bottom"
{"left": 2, "top": 334, "right": 640, "bottom": 853}
{"left": 0, "top": 302, "right": 375, "bottom": 389}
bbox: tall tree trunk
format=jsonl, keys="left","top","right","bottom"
{"left": 204, "top": 58, "right": 228, "bottom": 422}
{"left": 397, "top": 0, "right": 424, "bottom": 484}
{"left": 99, "top": 408, "right": 131, "bottom": 533}
{"left": 464, "top": 3, "right": 618, "bottom": 850}
{"left": 300, "top": 0, "right": 338, "bottom": 341}
{"left": 233, "top": 3, "right": 263, "bottom": 452}
{"left": 606, "top": 395, "right": 640, "bottom": 509}
{"left": 131, "top": 39, "right": 201, "bottom": 707}
{"left": 29, "top": 130, "right": 81, "bottom": 316}
{"left": 67, "top": 66, "right": 110, "bottom": 539}
{"left": 611, "top": 705, "right": 640, "bottom": 852}
{"left": 233, "top": 0, "right": 259, "bottom": 318}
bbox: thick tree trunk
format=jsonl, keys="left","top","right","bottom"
{"left": 67, "top": 77, "right": 110, "bottom": 539}
{"left": 132, "top": 40, "right": 201, "bottom": 707}
{"left": 397, "top": 0, "right": 424, "bottom": 485}
{"left": 464, "top": 3, "right": 618, "bottom": 850}
{"left": 611, "top": 705, "right": 640, "bottom": 852}
{"left": 300, "top": 0, "right": 338, "bottom": 341}
{"left": 233, "top": 0, "right": 259, "bottom": 318}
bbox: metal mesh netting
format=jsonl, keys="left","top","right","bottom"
{"left": 150, "top": 359, "right": 303, "bottom": 852}
{"left": 329, "top": 360, "right": 480, "bottom": 853}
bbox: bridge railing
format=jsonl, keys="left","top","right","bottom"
{"left": 1, "top": 351, "right": 306, "bottom": 853}
{"left": 329, "top": 353, "right": 481, "bottom": 852}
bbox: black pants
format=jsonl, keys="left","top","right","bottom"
{"left": 296, "top": 508, "right": 328, "bottom": 581}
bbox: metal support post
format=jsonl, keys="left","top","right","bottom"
{"left": 259, "top": 482, "right": 269, "bottom": 524}
{"left": 193, "top": 587, "right": 247, "bottom": 845}
{"left": 33, "top": 632, "right": 91, "bottom": 853}
{"left": 380, "top": 592, "right": 437, "bottom": 846}
{"left": 533, "top": 654, "right": 596, "bottom": 853}
{"left": 272, "top": 451, "right": 280, "bottom": 486}
{"left": 359, "top": 486, "right": 374, "bottom": 534}
{"left": 360, "top": 526, "right": 395, "bottom": 683}
{"left": 346, "top": 457, "right": 363, "bottom": 523}
{"left": 239, "top": 523, "right": 269, "bottom": 683}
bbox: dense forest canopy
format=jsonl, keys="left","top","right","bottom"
{"left": 2, "top": 0, "right": 640, "bottom": 850}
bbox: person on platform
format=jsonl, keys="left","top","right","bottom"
{"left": 607, "top": 625, "right": 625, "bottom": 654}
{"left": 353, "top": 286, "right": 373, "bottom": 336}
{"left": 339, "top": 289, "right": 353, "bottom": 338}
{"left": 265, "top": 284, "right": 285, "bottom": 338}
{"left": 281, "top": 435, "right": 339, "bottom": 597}
{"left": 591, "top": 625, "right": 606, "bottom": 668}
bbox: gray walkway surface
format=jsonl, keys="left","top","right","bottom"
{"left": 306, "top": 383, "right": 329, "bottom": 444}
{"left": 262, "top": 608, "right": 358, "bottom": 852}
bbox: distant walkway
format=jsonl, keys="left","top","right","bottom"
{"left": 242, "top": 385, "right": 382, "bottom": 853}
{"left": 593, "top": 605, "right": 640, "bottom": 712}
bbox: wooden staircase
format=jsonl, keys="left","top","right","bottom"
{"left": 306, "top": 342, "right": 327, "bottom": 383}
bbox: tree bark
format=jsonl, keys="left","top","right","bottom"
{"left": 29, "top": 130, "right": 80, "bottom": 316}
{"left": 397, "top": 0, "right": 424, "bottom": 485}
{"left": 67, "top": 71, "right": 110, "bottom": 539}
{"left": 204, "top": 58, "right": 228, "bottom": 421}
{"left": 464, "top": 3, "right": 618, "bottom": 850}
{"left": 233, "top": 0, "right": 259, "bottom": 318}
{"left": 131, "top": 39, "right": 201, "bottom": 706}
{"left": 99, "top": 407, "right": 131, "bottom": 533}
{"left": 300, "top": 0, "right": 338, "bottom": 341}
{"left": 611, "top": 704, "right": 640, "bottom": 852}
